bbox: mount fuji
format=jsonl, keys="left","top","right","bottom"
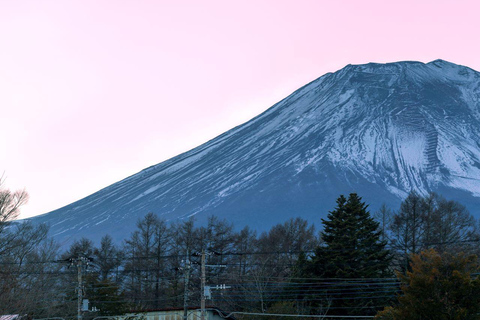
{"left": 29, "top": 59, "right": 480, "bottom": 245}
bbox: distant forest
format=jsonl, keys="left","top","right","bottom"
{"left": 2, "top": 178, "right": 480, "bottom": 319}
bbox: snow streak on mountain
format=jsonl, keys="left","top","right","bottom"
{"left": 30, "top": 60, "right": 480, "bottom": 245}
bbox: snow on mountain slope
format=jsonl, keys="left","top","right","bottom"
{"left": 29, "top": 60, "right": 480, "bottom": 245}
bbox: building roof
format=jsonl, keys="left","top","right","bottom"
{"left": 0, "top": 315, "right": 20, "bottom": 320}
{"left": 128, "top": 307, "right": 235, "bottom": 320}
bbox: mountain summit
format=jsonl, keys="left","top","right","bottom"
{"left": 30, "top": 60, "right": 480, "bottom": 244}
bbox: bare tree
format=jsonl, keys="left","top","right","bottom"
{"left": 0, "top": 178, "right": 62, "bottom": 315}
{"left": 388, "top": 191, "right": 425, "bottom": 271}
{"left": 94, "top": 234, "right": 124, "bottom": 281}
{"left": 388, "top": 192, "right": 479, "bottom": 271}
{"left": 123, "top": 212, "right": 171, "bottom": 308}
{"left": 0, "top": 224, "right": 56, "bottom": 315}
{"left": 425, "top": 194, "right": 478, "bottom": 252}
{"left": 374, "top": 203, "right": 394, "bottom": 242}
{"left": 228, "top": 218, "right": 317, "bottom": 314}
{"left": 0, "top": 178, "right": 29, "bottom": 229}
{"left": 0, "top": 178, "right": 30, "bottom": 255}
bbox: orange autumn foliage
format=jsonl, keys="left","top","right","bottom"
{"left": 376, "top": 249, "right": 480, "bottom": 320}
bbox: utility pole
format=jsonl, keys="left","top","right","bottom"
{"left": 58, "top": 255, "right": 93, "bottom": 320}
{"left": 73, "top": 256, "right": 92, "bottom": 320}
{"left": 183, "top": 250, "right": 191, "bottom": 320}
{"left": 200, "top": 250, "right": 227, "bottom": 320}
{"left": 77, "top": 257, "right": 83, "bottom": 320}
{"left": 200, "top": 250, "right": 206, "bottom": 320}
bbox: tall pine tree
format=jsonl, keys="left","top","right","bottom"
{"left": 295, "top": 193, "right": 392, "bottom": 316}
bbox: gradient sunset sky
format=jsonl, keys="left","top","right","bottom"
{"left": 1, "top": 0, "right": 479, "bottom": 219}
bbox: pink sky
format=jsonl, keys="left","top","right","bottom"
{"left": 1, "top": 0, "right": 479, "bottom": 219}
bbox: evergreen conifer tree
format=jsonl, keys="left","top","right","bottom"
{"left": 296, "top": 193, "right": 392, "bottom": 316}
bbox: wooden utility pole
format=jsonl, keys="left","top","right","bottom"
{"left": 74, "top": 256, "right": 92, "bottom": 320}
{"left": 201, "top": 250, "right": 206, "bottom": 320}
{"left": 58, "top": 255, "right": 92, "bottom": 320}
{"left": 183, "top": 250, "right": 191, "bottom": 320}
{"left": 200, "top": 250, "right": 227, "bottom": 320}
{"left": 77, "top": 257, "right": 83, "bottom": 320}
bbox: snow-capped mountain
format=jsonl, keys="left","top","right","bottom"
{"left": 29, "top": 60, "right": 480, "bottom": 245}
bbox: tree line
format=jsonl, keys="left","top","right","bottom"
{"left": 1, "top": 177, "right": 480, "bottom": 319}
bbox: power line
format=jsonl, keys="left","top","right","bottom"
{"left": 1, "top": 235, "right": 479, "bottom": 266}
{"left": 219, "top": 311, "right": 374, "bottom": 318}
